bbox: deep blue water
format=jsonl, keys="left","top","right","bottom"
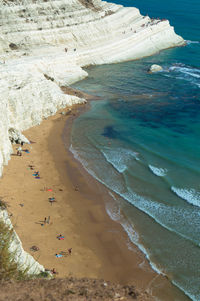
{"left": 70, "top": 1, "right": 200, "bottom": 300}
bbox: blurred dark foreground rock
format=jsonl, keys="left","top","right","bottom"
{"left": 0, "top": 277, "right": 153, "bottom": 301}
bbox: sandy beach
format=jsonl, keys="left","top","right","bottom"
{"left": 0, "top": 98, "right": 186, "bottom": 300}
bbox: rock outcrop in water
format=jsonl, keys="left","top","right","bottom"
{"left": 0, "top": 0, "right": 184, "bottom": 176}
{"left": 148, "top": 64, "right": 163, "bottom": 73}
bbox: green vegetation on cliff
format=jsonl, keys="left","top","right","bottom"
{"left": 0, "top": 220, "right": 29, "bottom": 280}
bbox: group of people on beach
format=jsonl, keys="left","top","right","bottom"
{"left": 16, "top": 139, "right": 73, "bottom": 276}
{"left": 17, "top": 141, "right": 30, "bottom": 156}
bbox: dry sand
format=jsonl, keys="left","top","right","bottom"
{"left": 0, "top": 101, "right": 187, "bottom": 300}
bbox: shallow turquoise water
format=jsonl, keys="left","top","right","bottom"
{"left": 70, "top": 1, "right": 200, "bottom": 300}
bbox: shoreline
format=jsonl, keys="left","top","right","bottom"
{"left": 60, "top": 96, "right": 190, "bottom": 301}
{"left": 0, "top": 98, "right": 189, "bottom": 300}
{"left": 47, "top": 101, "right": 158, "bottom": 286}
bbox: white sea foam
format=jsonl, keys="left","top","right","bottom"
{"left": 149, "top": 165, "right": 167, "bottom": 177}
{"left": 70, "top": 144, "right": 89, "bottom": 167}
{"left": 169, "top": 65, "right": 200, "bottom": 76}
{"left": 69, "top": 144, "right": 99, "bottom": 180}
{"left": 171, "top": 187, "right": 200, "bottom": 208}
{"left": 167, "top": 64, "right": 200, "bottom": 88}
{"left": 101, "top": 147, "right": 139, "bottom": 173}
{"left": 122, "top": 221, "right": 164, "bottom": 275}
{"left": 186, "top": 40, "right": 200, "bottom": 45}
{"left": 172, "top": 279, "right": 198, "bottom": 301}
{"left": 119, "top": 189, "right": 200, "bottom": 248}
{"left": 107, "top": 192, "right": 164, "bottom": 274}
{"left": 70, "top": 144, "right": 126, "bottom": 194}
{"left": 105, "top": 193, "right": 121, "bottom": 222}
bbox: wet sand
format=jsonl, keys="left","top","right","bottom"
{"left": 0, "top": 100, "right": 189, "bottom": 300}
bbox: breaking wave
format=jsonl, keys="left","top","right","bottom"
{"left": 186, "top": 40, "right": 200, "bottom": 45}
{"left": 167, "top": 64, "right": 200, "bottom": 88}
{"left": 171, "top": 187, "right": 200, "bottom": 208}
{"left": 149, "top": 165, "right": 167, "bottom": 177}
{"left": 106, "top": 192, "right": 164, "bottom": 275}
{"left": 101, "top": 147, "right": 139, "bottom": 173}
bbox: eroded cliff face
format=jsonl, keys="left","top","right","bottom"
{"left": 0, "top": 209, "right": 46, "bottom": 275}
{"left": 0, "top": 0, "right": 184, "bottom": 176}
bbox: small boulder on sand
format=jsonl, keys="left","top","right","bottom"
{"left": 148, "top": 64, "right": 163, "bottom": 73}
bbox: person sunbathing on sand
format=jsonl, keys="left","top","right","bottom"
{"left": 55, "top": 253, "right": 63, "bottom": 258}
{"left": 57, "top": 234, "right": 64, "bottom": 240}
{"left": 33, "top": 171, "right": 40, "bottom": 177}
{"left": 49, "top": 197, "right": 56, "bottom": 205}
{"left": 46, "top": 188, "right": 53, "bottom": 192}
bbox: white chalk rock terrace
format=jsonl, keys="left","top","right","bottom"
{"left": 0, "top": 0, "right": 184, "bottom": 275}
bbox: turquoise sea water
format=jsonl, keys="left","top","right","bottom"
{"left": 70, "top": 1, "right": 200, "bottom": 300}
